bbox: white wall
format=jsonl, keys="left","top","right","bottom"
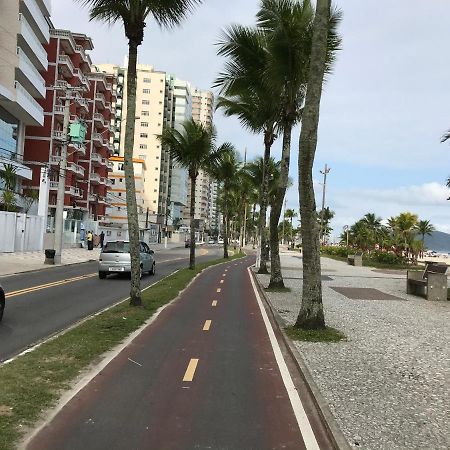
{"left": 0, "top": 211, "right": 44, "bottom": 252}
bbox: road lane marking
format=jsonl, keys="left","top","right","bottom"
{"left": 222, "top": 273, "right": 226, "bottom": 277}
{"left": 216, "top": 288, "right": 221, "bottom": 293}
{"left": 203, "top": 320, "right": 212, "bottom": 331}
{"left": 5, "top": 273, "right": 97, "bottom": 299}
{"left": 212, "top": 300, "right": 218, "bottom": 306}
{"left": 247, "top": 267, "right": 320, "bottom": 450}
{"left": 225, "top": 269, "right": 228, "bottom": 272}
{"left": 220, "top": 279, "right": 224, "bottom": 284}
{"left": 183, "top": 358, "right": 199, "bottom": 382}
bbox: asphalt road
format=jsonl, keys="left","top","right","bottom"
{"left": 0, "top": 246, "right": 222, "bottom": 362}
{"left": 27, "top": 255, "right": 333, "bottom": 450}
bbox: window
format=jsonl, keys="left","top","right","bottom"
{"left": 118, "top": 163, "right": 124, "bottom": 170}
{"left": 141, "top": 111, "right": 149, "bottom": 116}
{"left": 142, "top": 99, "right": 150, "bottom": 105}
{"left": 154, "top": 189, "right": 157, "bottom": 192}
{"left": 111, "top": 179, "right": 115, "bottom": 185}
{"left": 118, "top": 192, "right": 122, "bottom": 197}
{"left": 140, "top": 133, "right": 148, "bottom": 138}
{"left": 139, "top": 144, "right": 147, "bottom": 149}
{"left": 141, "top": 122, "right": 149, "bottom": 127}
{"left": 119, "top": 178, "right": 123, "bottom": 182}
{"left": 156, "top": 156, "right": 159, "bottom": 159}
{"left": 143, "top": 78, "right": 151, "bottom": 83}
{"left": 155, "top": 167, "right": 159, "bottom": 170}
{"left": 143, "top": 89, "right": 151, "bottom": 94}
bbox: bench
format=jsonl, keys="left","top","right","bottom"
{"left": 347, "top": 252, "right": 363, "bottom": 266}
{"left": 406, "top": 263, "right": 448, "bottom": 301}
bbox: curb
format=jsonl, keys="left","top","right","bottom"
{"left": 250, "top": 269, "right": 352, "bottom": 450}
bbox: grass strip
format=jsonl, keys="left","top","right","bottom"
{"left": 0, "top": 253, "right": 244, "bottom": 450}
{"left": 285, "top": 325, "right": 346, "bottom": 343}
{"left": 264, "top": 286, "right": 292, "bottom": 293}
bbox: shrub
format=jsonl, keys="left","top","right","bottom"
{"left": 365, "top": 250, "right": 406, "bottom": 265}
{"left": 321, "top": 245, "right": 350, "bottom": 258}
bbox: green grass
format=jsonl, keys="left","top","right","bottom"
{"left": 285, "top": 325, "right": 346, "bottom": 342}
{"left": 0, "top": 253, "right": 244, "bottom": 450}
{"left": 321, "top": 254, "right": 422, "bottom": 270}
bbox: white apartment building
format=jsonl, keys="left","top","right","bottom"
{"left": 106, "top": 156, "right": 147, "bottom": 228}
{"left": 96, "top": 63, "right": 166, "bottom": 218}
{"left": 0, "top": 0, "right": 50, "bottom": 185}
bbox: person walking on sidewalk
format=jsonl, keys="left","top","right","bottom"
{"left": 99, "top": 231, "right": 105, "bottom": 249}
{"left": 87, "top": 231, "right": 93, "bottom": 251}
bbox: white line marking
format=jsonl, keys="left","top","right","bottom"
{"left": 220, "top": 279, "right": 224, "bottom": 284}
{"left": 247, "top": 267, "right": 320, "bottom": 450}
{"left": 212, "top": 300, "right": 217, "bottom": 307}
{"left": 216, "top": 288, "right": 221, "bottom": 293}
{"left": 128, "top": 358, "right": 142, "bottom": 367}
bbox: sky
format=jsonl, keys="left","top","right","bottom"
{"left": 52, "top": 0, "right": 450, "bottom": 238}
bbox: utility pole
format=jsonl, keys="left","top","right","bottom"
{"left": 53, "top": 95, "right": 71, "bottom": 264}
{"left": 319, "top": 163, "right": 330, "bottom": 244}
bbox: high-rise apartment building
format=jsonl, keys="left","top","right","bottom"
{"left": 24, "top": 29, "right": 115, "bottom": 222}
{"left": 0, "top": 0, "right": 50, "bottom": 197}
{"left": 183, "top": 87, "right": 218, "bottom": 234}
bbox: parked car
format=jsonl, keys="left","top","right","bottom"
{"left": 98, "top": 241, "right": 155, "bottom": 279}
{"left": 0, "top": 284, "right": 4, "bottom": 322}
{"left": 208, "top": 238, "right": 215, "bottom": 244}
{"left": 217, "top": 237, "right": 224, "bottom": 244}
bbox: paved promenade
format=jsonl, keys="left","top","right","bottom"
{"left": 0, "top": 242, "right": 184, "bottom": 277}
{"left": 256, "top": 251, "right": 450, "bottom": 450}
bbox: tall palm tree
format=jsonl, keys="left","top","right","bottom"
{"left": 159, "top": 119, "right": 225, "bottom": 269}
{"left": 361, "top": 212, "right": 382, "bottom": 250}
{"left": 285, "top": 208, "right": 297, "bottom": 246}
{"left": 77, "top": 0, "right": 203, "bottom": 305}
{"left": 415, "top": 219, "right": 435, "bottom": 249}
{"left": 257, "top": 0, "right": 341, "bottom": 287}
{"left": 209, "top": 147, "right": 240, "bottom": 259}
{"left": 0, "top": 163, "right": 18, "bottom": 212}
{"left": 215, "top": 26, "right": 279, "bottom": 274}
{"left": 295, "top": 0, "right": 332, "bottom": 331}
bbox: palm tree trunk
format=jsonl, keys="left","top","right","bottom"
{"left": 295, "top": 0, "right": 331, "bottom": 330}
{"left": 189, "top": 175, "right": 197, "bottom": 269}
{"left": 268, "top": 123, "right": 293, "bottom": 288}
{"left": 223, "top": 209, "right": 229, "bottom": 259}
{"left": 257, "top": 132, "right": 273, "bottom": 274}
{"left": 124, "top": 40, "right": 142, "bottom": 306}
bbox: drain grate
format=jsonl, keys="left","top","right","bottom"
{"left": 331, "top": 287, "right": 404, "bottom": 300}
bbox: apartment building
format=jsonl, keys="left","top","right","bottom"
{"left": 106, "top": 156, "right": 147, "bottom": 228}
{"left": 0, "top": 0, "right": 50, "bottom": 198}
{"left": 24, "top": 29, "right": 115, "bottom": 223}
{"left": 183, "top": 87, "right": 218, "bottom": 234}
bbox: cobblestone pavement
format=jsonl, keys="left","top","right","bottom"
{"left": 256, "top": 252, "right": 450, "bottom": 450}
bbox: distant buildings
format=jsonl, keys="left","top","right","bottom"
{"left": 97, "top": 64, "right": 218, "bottom": 235}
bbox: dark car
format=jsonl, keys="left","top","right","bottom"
{"left": 0, "top": 284, "right": 5, "bottom": 322}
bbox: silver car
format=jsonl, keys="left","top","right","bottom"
{"left": 98, "top": 241, "right": 155, "bottom": 279}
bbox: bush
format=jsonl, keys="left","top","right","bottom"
{"left": 321, "top": 245, "right": 350, "bottom": 258}
{"left": 364, "top": 250, "right": 406, "bottom": 265}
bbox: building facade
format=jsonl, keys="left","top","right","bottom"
{"left": 0, "top": 0, "right": 50, "bottom": 198}
{"left": 24, "top": 29, "right": 115, "bottom": 223}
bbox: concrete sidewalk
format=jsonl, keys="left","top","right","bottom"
{"left": 256, "top": 250, "right": 450, "bottom": 450}
{"left": 0, "top": 242, "right": 185, "bottom": 277}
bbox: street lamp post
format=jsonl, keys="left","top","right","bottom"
{"left": 319, "top": 163, "right": 330, "bottom": 244}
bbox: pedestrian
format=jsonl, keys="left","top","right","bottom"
{"left": 87, "top": 230, "right": 93, "bottom": 251}
{"left": 99, "top": 231, "right": 105, "bottom": 249}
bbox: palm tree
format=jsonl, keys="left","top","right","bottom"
{"left": 285, "top": 208, "right": 297, "bottom": 246}
{"left": 295, "top": 0, "right": 332, "bottom": 331}
{"left": 215, "top": 25, "right": 279, "bottom": 274}
{"left": 210, "top": 147, "right": 240, "bottom": 259}
{"left": 361, "top": 212, "right": 382, "bottom": 250}
{"left": 159, "top": 119, "right": 225, "bottom": 269}
{"left": 0, "top": 163, "right": 18, "bottom": 212}
{"left": 77, "top": 0, "right": 203, "bottom": 305}
{"left": 415, "top": 219, "right": 435, "bottom": 251}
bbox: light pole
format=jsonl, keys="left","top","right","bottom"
{"left": 343, "top": 224, "right": 349, "bottom": 247}
{"left": 319, "top": 163, "right": 330, "bottom": 244}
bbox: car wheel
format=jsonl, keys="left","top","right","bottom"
{"left": 0, "top": 290, "right": 5, "bottom": 322}
{"left": 99, "top": 271, "right": 107, "bottom": 279}
{"left": 150, "top": 262, "right": 156, "bottom": 275}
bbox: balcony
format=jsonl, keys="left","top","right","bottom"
{"left": 54, "top": 80, "right": 68, "bottom": 92}
{"left": 92, "top": 132, "right": 105, "bottom": 148}
{"left": 67, "top": 162, "right": 85, "bottom": 177}
{"left": 50, "top": 29, "right": 76, "bottom": 53}
{"left": 93, "top": 113, "right": 105, "bottom": 128}
{"left": 73, "top": 68, "right": 90, "bottom": 90}
{"left": 75, "top": 45, "right": 92, "bottom": 66}
{"left": 52, "top": 130, "right": 65, "bottom": 141}
{"left": 100, "top": 177, "right": 111, "bottom": 186}
{"left": 49, "top": 155, "right": 61, "bottom": 165}
{"left": 16, "top": 47, "right": 46, "bottom": 98}
{"left": 68, "top": 142, "right": 86, "bottom": 156}
{"left": 72, "top": 93, "right": 89, "bottom": 113}
{"left": 106, "top": 160, "right": 114, "bottom": 171}
{"left": 57, "top": 54, "right": 74, "bottom": 78}
{"left": 89, "top": 172, "right": 100, "bottom": 184}
{"left": 89, "top": 73, "right": 107, "bottom": 91}
{"left": 88, "top": 193, "right": 96, "bottom": 202}
{"left": 48, "top": 182, "right": 81, "bottom": 197}
{"left": 22, "top": 0, "right": 50, "bottom": 42}
{"left": 13, "top": 81, "right": 44, "bottom": 126}
{"left": 95, "top": 92, "right": 105, "bottom": 110}
{"left": 18, "top": 14, "right": 48, "bottom": 71}
{"left": 91, "top": 151, "right": 102, "bottom": 165}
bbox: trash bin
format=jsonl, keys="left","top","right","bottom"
{"left": 44, "top": 249, "right": 56, "bottom": 265}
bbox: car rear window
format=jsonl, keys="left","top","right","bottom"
{"left": 102, "top": 242, "right": 130, "bottom": 253}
